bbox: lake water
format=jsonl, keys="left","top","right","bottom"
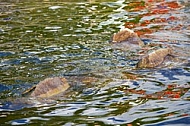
{"left": 0, "top": 0, "right": 190, "bottom": 125}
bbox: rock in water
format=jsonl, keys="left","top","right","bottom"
{"left": 136, "top": 48, "right": 173, "bottom": 68}
{"left": 111, "top": 28, "right": 144, "bottom": 46}
{"left": 30, "top": 77, "right": 70, "bottom": 98}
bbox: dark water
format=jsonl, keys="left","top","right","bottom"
{"left": 0, "top": 0, "right": 190, "bottom": 125}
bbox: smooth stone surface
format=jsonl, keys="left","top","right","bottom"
{"left": 136, "top": 48, "right": 173, "bottom": 68}
{"left": 111, "top": 28, "right": 144, "bottom": 46}
{"left": 30, "top": 77, "right": 70, "bottom": 98}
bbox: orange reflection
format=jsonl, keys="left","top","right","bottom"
{"left": 124, "top": 1, "right": 146, "bottom": 12}
{"left": 135, "top": 28, "right": 153, "bottom": 36}
{"left": 166, "top": 1, "right": 181, "bottom": 9}
{"left": 123, "top": 84, "right": 189, "bottom": 99}
{"left": 124, "top": 1, "right": 183, "bottom": 36}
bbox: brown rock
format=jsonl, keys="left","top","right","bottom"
{"left": 136, "top": 48, "right": 173, "bottom": 68}
{"left": 111, "top": 28, "right": 144, "bottom": 46}
{"left": 30, "top": 77, "right": 70, "bottom": 98}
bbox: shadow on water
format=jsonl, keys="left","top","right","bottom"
{"left": 0, "top": 0, "right": 190, "bottom": 125}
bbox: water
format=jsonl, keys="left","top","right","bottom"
{"left": 0, "top": 0, "right": 190, "bottom": 125}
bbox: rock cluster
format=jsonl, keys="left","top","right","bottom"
{"left": 111, "top": 28, "right": 173, "bottom": 68}
{"left": 24, "top": 28, "right": 175, "bottom": 98}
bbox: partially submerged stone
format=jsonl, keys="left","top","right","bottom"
{"left": 111, "top": 28, "right": 144, "bottom": 46}
{"left": 30, "top": 77, "right": 70, "bottom": 98}
{"left": 110, "top": 28, "right": 177, "bottom": 68}
{"left": 136, "top": 48, "right": 173, "bottom": 68}
{"left": 22, "top": 76, "right": 99, "bottom": 98}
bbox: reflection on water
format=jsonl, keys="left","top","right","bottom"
{"left": 0, "top": 0, "right": 190, "bottom": 125}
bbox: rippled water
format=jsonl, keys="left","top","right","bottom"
{"left": 0, "top": 0, "right": 190, "bottom": 125}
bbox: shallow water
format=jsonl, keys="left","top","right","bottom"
{"left": 0, "top": 0, "right": 190, "bottom": 125}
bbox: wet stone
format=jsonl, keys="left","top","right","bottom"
{"left": 22, "top": 76, "right": 98, "bottom": 99}
{"left": 111, "top": 28, "right": 144, "bottom": 46}
{"left": 136, "top": 48, "right": 173, "bottom": 68}
{"left": 110, "top": 28, "right": 145, "bottom": 55}
{"left": 30, "top": 77, "right": 70, "bottom": 98}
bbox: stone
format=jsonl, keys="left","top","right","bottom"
{"left": 30, "top": 77, "right": 70, "bottom": 98}
{"left": 111, "top": 28, "right": 144, "bottom": 46}
{"left": 136, "top": 48, "right": 173, "bottom": 68}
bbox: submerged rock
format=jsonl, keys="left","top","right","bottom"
{"left": 136, "top": 48, "right": 173, "bottom": 68}
{"left": 110, "top": 28, "right": 145, "bottom": 58}
{"left": 110, "top": 28, "right": 179, "bottom": 68}
{"left": 111, "top": 28, "right": 144, "bottom": 46}
{"left": 28, "top": 77, "right": 70, "bottom": 98}
{"left": 22, "top": 76, "right": 98, "bottom": 98}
